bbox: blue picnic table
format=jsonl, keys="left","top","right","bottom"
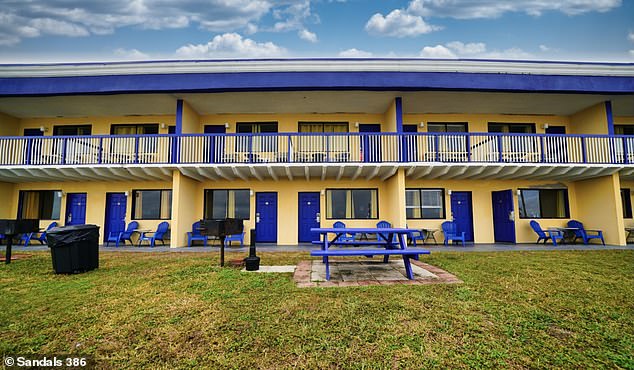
{"left": 310, "top": 227, "right": 430, "bottom": 280}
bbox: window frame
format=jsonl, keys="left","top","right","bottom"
{"left": 203, "top": 189, "right": 251, "bottom": 220}
{"left": 52, "top": 125, "right": 92, "bottom": 136}
{"left": 17, "top": 190, "right": 62, "bottom": 220}
{"left": 325, "top": 188, "right": 379, "bottom": 220}
{"left": 405, "top": 188, "right": 446, "bottom": 219}
{"left": 298, "top": 122, "right": 349, "bottom": 133}
{"left": 487, "top": 122, "right": 536, "bottom": 134}
{"left": 426, "top": 122, "right": 468, "bottom": 133}
{"left": 615, "top": 125, "right": 634, "bottom": 135}
{"left": 110, "top": 124, "right": 160, "bottom": 135}
{"left": 131, "top": 189, "right": 172, "bottom": 220}
{"left": 621, "top": 188, "right": 633, "bottom": 219}
{"left": 518, "top": 188, "right": 570, "bottom": 219}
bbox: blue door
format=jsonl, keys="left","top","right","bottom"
{"left": 451, "top": 191, "right": 474, "bottom": 242}
{"left": 402, "top": 124, "right": 418, "bottom": 162}
{"left": 256, "top": 192, "right": 277, "bottom": 243}
{"left": 359, "top": 124, "right": 381, "bottom": 162}
{"left": 204, "top": 125, "right": 226, "bottom": 163}
{"left": 65, "top": 193, "right": 87, "bottom": 226}
{"left": 104, "top": 193, "right": 127, "bottom": 242}
{"left": 492, "top": 190, "right": 515, "bottom": 243}
{"left": 298, "top": 192, "right": 320, "bottom": 243}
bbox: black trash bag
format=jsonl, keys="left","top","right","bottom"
{"left": 47, "top": 224, "right": 100, "bottom": 274}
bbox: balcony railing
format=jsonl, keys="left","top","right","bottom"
{"left": 0, "top": 132, "right": 633, "bottom": 166}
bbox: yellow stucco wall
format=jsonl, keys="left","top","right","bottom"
{"left": 569, "top": 102, "right": 608, "bottom": 135}
{"left": 18, "top": 115, "right": 175, "bottom": 136}
{"left": 181, "top": 101, "right": 200, "bottom": 134}
{"left": 574, "top": 174, "right": 625, "bottom": 245}
{"left": 0, "top": 112, "right": 19, "bottom": 136}
{"left": 12, "top": 181, "right": 172, "bottom": 241}
{"left": 0, "top": 182, "right": 15, "bottom": 218}
{"left": 171, "top": 170, "right": 201, "bottom": 247}
{"left": 614, "top": 116, "right": 634, "bottom": 125}
{"left": 404, "top": 113, "right": 570, "bottom": 134}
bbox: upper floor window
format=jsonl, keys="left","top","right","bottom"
{"left": 18, "top": 190, "right": 61, "bottom": 220}
{"left": 427, "top": 122, "right": 468, "bottom": 133}
{"left": 621, "top": 188, "right": 632, "bottom": 219}
{"left": 132, "top": 190, "right": 172, "bottom": 220}
{"left": 111, "top": 124, "right": 159, "bottom": 135}
{"left": 406, "top": 189, "right": 445, "bottom": 219}
{"left": 326, "top": 189, "right": 378, "bottom": 219}
{"left": 204, "top": 189, "right": 250, "bottom": 220}
{"left": 298, "top": 122, "right": 348, "bottom": 133}
{"left": 236, "top": 122, "right": 278, "bottom": 133}
{"left": 518, "top": 188, "right": 569, "bottom": 219}
{"left": 488, "top": 123, "right": 536, "bottom": 134}
{"left": 615, "top": 125, "right": 634, "bottom": 135}
{"left": 53, "top": 125, "right": 92, "bottom": 136}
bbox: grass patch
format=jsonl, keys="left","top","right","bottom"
{"left": 1, "top": 250, "right": 633, "bottom": 369}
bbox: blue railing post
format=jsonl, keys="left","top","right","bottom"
{"left": 581, "top": 137, "right": 587, "bottom": 164}
{"left": 134, "top": 136, "right": 140, "bottom": 163}
{"left": 248, "top": 135, "right": 253, "bottom": 163}
{"left": 25, "top": 138, "right": 32, "bottom": 165}
{"left": 434, "top": 135, "right": 440, "bottom": 162}
{"left": 540, "top": 136, "right": 545, "bottom": 163}
{"left": 497, "top": 135, "right": 503, "bottom": 163}
{"left": 624, "top": 137, "right": 629, "bottom": 164}
{"left": 98, "top": 137, "right": 103, "bottom": 164}
{"left": 326, "top": 135, "right": 330, "bottom": 162}
{"left": 61, "top": 137, "right": 67, "bottom": 165}
{"left": 466, "top": 134, "right": 471, "bottom": 162}
{"left": 287, "top": 135, "right": 292, "bottom": 162}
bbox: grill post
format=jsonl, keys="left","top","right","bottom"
{"left": 244, "top": 229, "right": 260, "bottom": 271}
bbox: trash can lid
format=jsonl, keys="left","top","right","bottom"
{"left": 48, "top": 224, "right": 100, "bottom": 234}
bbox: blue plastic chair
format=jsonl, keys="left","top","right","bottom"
{"left": 187, "top": 221, "right": 208, "bottom": 247}
{"left": 567, "top": 220, "right": 605, "bottom": 245}
{"left": 21, "top": 221, "right": 57, "bottom": 246}
{"left": 530, "top": 220, "right": 564, "bottom": 246}
{"left": 333, "top": 221, "right": 355, "bottom": 242}
{"left": 441, "top": 221, "right": 466, "bottom": 246}
{"left": 138, "top": 222, "right": 169, "bottom": 247}
{"left": 106, "top": 221, "right": 138, "bottom": 247}
{"left": 406, "top": 225, "right": 426, "bottom": 246}
{"left": 224, "top": 232, "right": 245, "bottom": 247}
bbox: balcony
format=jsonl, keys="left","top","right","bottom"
{"left": 0, "top": 133, "right": 631, "bottom": 182}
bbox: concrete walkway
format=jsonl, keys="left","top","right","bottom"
{"left": 2, "top": 242, "right": 633, "bottom": 253}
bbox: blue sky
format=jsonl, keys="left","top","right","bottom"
{"left": 1, "top": 0, "right": 633, "bottom": 63}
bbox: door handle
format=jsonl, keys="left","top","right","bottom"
{"left": 316, "top": 213, "right": 320, "bottom": 223}
{"left": 67, "top": 213, "right": 72, "bottom": 222}
{"left": 508, "top": 211, "right": 514, "bottom": 221}
{"left": 256, "top": 213, "right": 260, "bottom": 223}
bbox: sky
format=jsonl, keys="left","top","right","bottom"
{"left": 0, "top": 0, "right": 633, "bottom": 63}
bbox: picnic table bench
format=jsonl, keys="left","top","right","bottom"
{"left": 311, "top": 227, "right": 431, "bottom": 280}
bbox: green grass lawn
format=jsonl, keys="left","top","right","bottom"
{"left": 1, "top": 250, "right": 633, "bottom": 369}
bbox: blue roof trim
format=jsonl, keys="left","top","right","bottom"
{"left": 1, "top": 71, "right": 633, "bottom": 96}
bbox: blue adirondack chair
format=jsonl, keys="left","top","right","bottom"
{"left": 530, "top": 220, "right": 564, "bottom": 246}
{"left": 187, "top": 221, "right": 208, "bottom": 247}
{"left": 106, "top": 221, "right": 138, "bottom": 247}
{"left": 138, "top": 222, "right": 169, "bottom": 247}
{"left": 567, "top": 220, "right": 605, "bottom": 245}
{"left": 224, "top": 232, "right": 245, "bottom": 247}
{"left": 442, "top": 221, "right": 466, "bottom": 246}
{"left": 333, "top": 221, "right": 355, "bottom": 242}
{"left": 406, "top": 224, "right": 426, "bottom": 246}
{"left": 376, "top": 220, "right": 398, "bottom": 243}
{"left": 21, "top": 221, "right": 57, "bottom": 246}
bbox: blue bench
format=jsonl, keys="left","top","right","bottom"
{"left": 311, "top": 248, "right": 430, "bottom": 280}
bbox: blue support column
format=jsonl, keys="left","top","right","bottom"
{"left": 171, "top": 99, "right": 183, "bottom": 164}
{"left": 605, "top": 101, "right": 614, "bottom": 135}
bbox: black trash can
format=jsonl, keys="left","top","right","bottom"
{"left": 46, "top": 224, "right": 100, "bottom": 274}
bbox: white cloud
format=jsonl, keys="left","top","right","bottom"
{"left": 338, "top": 48, "right": 373, "bottom": 57}
{"left": 445, "top": 41, "right": 486, "bottom": 55}
{"left": 298, "top": 29, "right": 318, "bottom": 43}
{"left": 175, "top": 32, "right": 286, "bottom": 58}
{"left": 365, "top": 9, "right": 439, "bottom": 37}
{"left": 483, "top": 47, "right": 534, "bottom": 59}
{"left": 28, "top": 18, "right": 90, "bottom": 37}
{"left": 629, "top": 50, "right": 634, "bottom": 57}
{"left": 629, "top": 32, "right": 634, "bottom": 42}
{"left": 420, "top": 45, "right": 456, "bottom": 58}
{"left": 114, "top": 48, "right": 149, "bottom": 60}
{"left": 539, "top": 45, "right": 550, "bottom": 52}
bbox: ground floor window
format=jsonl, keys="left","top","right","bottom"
{"left": 132, "top": 190, "right": 172, "bottom": 220}
{"left": 18, "top": 190, "right": 62, "bottom": 220}
{"left": 326, "top": 189, "right": 378, "bottom": 219}
{"left": 518, "top": 188, "right": 569, "bottom": 218}
{"left": 621, "top": 188, "right": 632, "bottom": 218}
{"left": 204, "top": 189, "right": 250, "bottom": 219}
{"left": 406, "top": 189, "right": 445, "bottom": 219}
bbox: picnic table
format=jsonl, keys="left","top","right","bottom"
{"left": 310, "top": 227, "right": 430, "bottom": 280}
